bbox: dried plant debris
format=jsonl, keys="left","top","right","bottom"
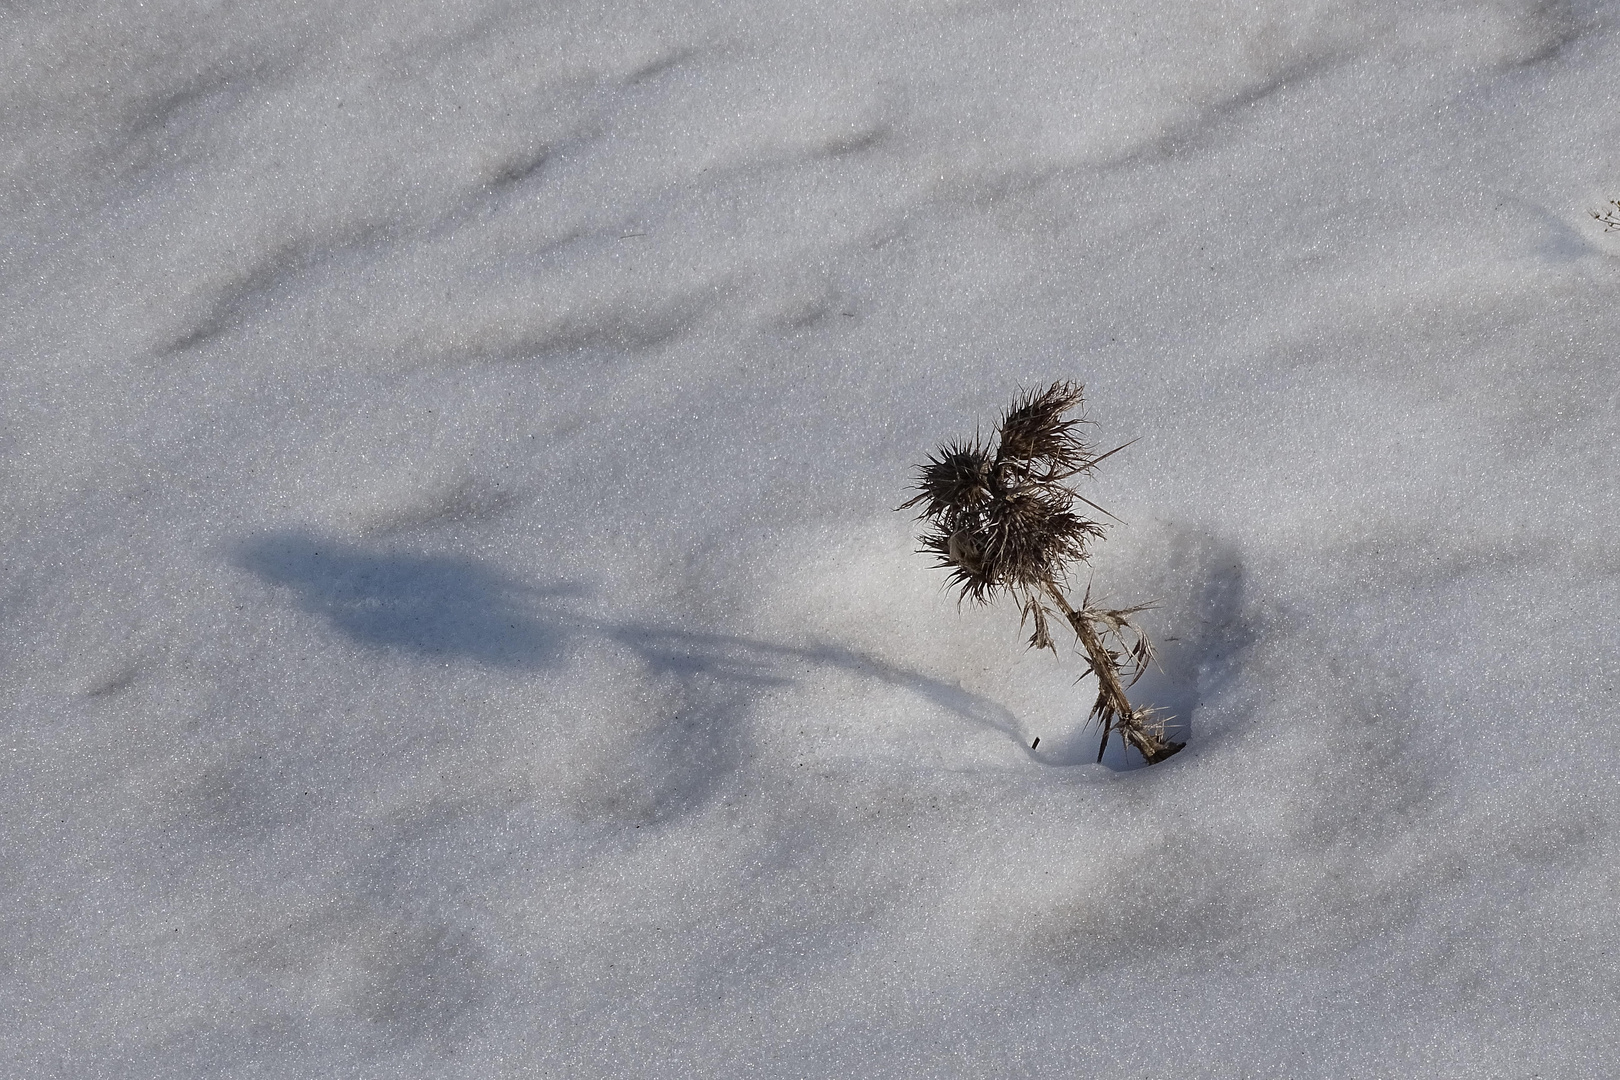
{"left": 1593, "top": 200, "right": 1620, "bottom": 232}
{"left": 903, "top": 382, "right": 1183, "bottom": 765}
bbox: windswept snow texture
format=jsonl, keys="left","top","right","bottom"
{"left": 5, "top": 1, "right": 1620, "bottom": 1076}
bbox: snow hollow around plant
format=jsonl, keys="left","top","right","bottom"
{"left": 4, "top": 1, "right": 1620, "bottom": 1076}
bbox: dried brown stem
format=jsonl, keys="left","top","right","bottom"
{"left": 1044, "top": 582, "right": 1183, "bottom": 765}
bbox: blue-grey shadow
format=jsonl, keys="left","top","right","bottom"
{"left": 236, "top": 530, "right": 1253, "bottom": 777}
{"left": 236, "top": 532, "right": 582, "bottom": 668}
{"left": 231, "top": 532, "right": 1040, "bottom": 814}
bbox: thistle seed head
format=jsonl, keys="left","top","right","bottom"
{"left": 996, "top": 382, "right": 1093, "bottom": 481}
{"left": 903, "top": 381, "right": 1109, "bottom": 608}
{"left": 903, "top": 438, "right": 994, "bottom": 521}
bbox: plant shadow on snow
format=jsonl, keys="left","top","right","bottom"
{"left": 234, "top": 529, "right": 1253, "bottom": 779}
{"left": 236, "top": 532, "right": 581, "bottom": 668}
{"left": 1032, "top": 527, "right": 1254, "bottom": 770}
{"left": 233, "top": 531, "right": 1042, "bottom": 808}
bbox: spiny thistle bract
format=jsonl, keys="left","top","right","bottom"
{"left": 902, "top": 382, "right": 1183, "bottom": 765}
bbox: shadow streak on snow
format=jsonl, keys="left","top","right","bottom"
{"left": 236, "top": 532, "right": 579, "bottom": 668}
{"left": 1138, "top": 530, "right": 1254, "bottom": 757}
{"left": 232, "top": 529, "right": 1032, "bottom": 764}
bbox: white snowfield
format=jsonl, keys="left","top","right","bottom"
{"left": 4, "top": 1, "right": 1618, "bottom": 1075}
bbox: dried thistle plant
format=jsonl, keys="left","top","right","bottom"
{"left": 1594, "top": 200, "right": 1620, "bottom": 232}
{"left": 902, "top": 382, "right": 1183, "bottom": 765}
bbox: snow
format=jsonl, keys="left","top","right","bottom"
{"left": 4, "top": 0, "right": 1620, "bottom": 1074}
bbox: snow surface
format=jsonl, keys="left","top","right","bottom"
{"left": 4, "top": 1, "right": 1620, "bottom": 1075}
